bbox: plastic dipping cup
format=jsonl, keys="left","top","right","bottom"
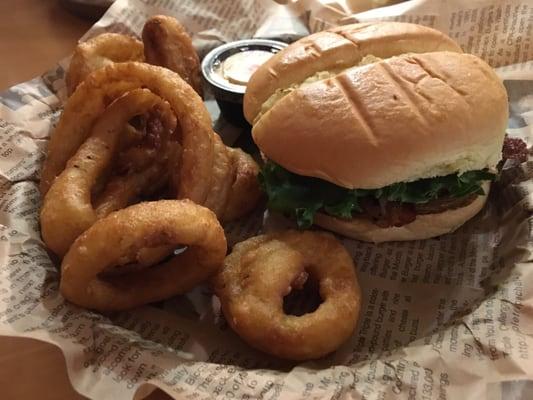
{"left": 201, "top": 39, "right": 287, "bottom": 127}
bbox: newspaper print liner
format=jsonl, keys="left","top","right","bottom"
{"left": 0, "top": 0, "right": 532, "bottom": 399}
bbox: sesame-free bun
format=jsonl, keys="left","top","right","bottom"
{"left": 243, "top": 22, "right": 463, "bottom": 123}
{"left": 252, "top": 51, "right": 508, "bottom": 189}
{"left": 314, "top": 183, "right": 490, "bottom": 243}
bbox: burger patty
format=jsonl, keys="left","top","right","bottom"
{"left": 356, "top": 194, "right": 478, "bottom": 228}
{"left": 355, "top": 135, "right": 529, "bottom": 228}
{"left": 414, "top": 194, "right": 478, "bottom": 214}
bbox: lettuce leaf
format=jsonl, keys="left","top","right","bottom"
{"left": 258, "top": 161, "right": 495, "bottom": 228}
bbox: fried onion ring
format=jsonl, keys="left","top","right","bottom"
{"left": 212, "top": 230, "right": 361, "bottom": 360}
{"left": 94, "top": 128, "right": 179, "bottom": 218}
{"left": 40, "top": 89, "right": 173, "bottom": 257}
{"left": 115, "top": 105, "right": 177, "bottom": 174}
{"left": 142, "top": 15, "right": 203, "bottom": 96}
{"left": 203, "top": 133, "right": 234, "bottom": 219}
{"left": 167, "top": 140, "right": 183, "bottom": 195}
{"left": 117, "top": 146, "right": 157, "bottom": 172}
{"left": 66, "top": 33, "right": 144, "bottom": 95}
{"left": 120, "top": 122, "right": 145, "bottom": 148}
{"left": 222, "top": 148, "right": 263, "bottom": 222}
{"left": 93, "top": 161, "right": 168, "bottom": 219}
{"left": 60, "top": 200, "right": 227, "bottom": 311}
{"left": 40, "top": 62, "right": 214, "bottom": 204}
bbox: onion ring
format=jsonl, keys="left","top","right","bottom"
{"left": 93, "top": 126, "right": 179, "bottom": 218}
{"left": 66, "top": 33, "right": 144, "bottom": 95}
{"left": 120, "top": 122, "right": 145, "bottom": 148}
{"left": 60, "top": 200, "right": 227, "bottom": 311}
{"left": 117, "top": 146, "right": 157, "bottom": 172}
{"left": 142, "top": 15, "right": 203, "bottom": 96}
{"left": 93, "top": 161, "right": 169, "bottom": 219}
{"left": 115, "top": 105, "right": 177, "bottom": 174}
{"left": 222, "top": 148, "right": 263, "bottom": 222}
{"left": 40, "top": 62, "right": 214, "bottom": 204}
{"left": 40, "top": 89, "right": 173, "bottom": 257}
{"left": 212, "top": 230, "right": 361, "bottom": 360}
{"left": 203, "top": 133, "right": 234, "bottom": 219}
{"left": 167, "top": 140, "right": 183, "bottom": 195}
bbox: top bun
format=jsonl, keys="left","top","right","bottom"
{"left": 244, "top": 22, "right": 463, "bottom": 123}
{"left": 251, "top": 51, "right": 508, "bottom": 189}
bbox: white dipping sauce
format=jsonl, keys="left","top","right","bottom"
{"left": 220, "top": 50, "right": 274, "bottom": 86}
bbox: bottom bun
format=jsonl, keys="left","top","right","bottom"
{"left": 314, "top": 183, "right": 490, "bottom": 243}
